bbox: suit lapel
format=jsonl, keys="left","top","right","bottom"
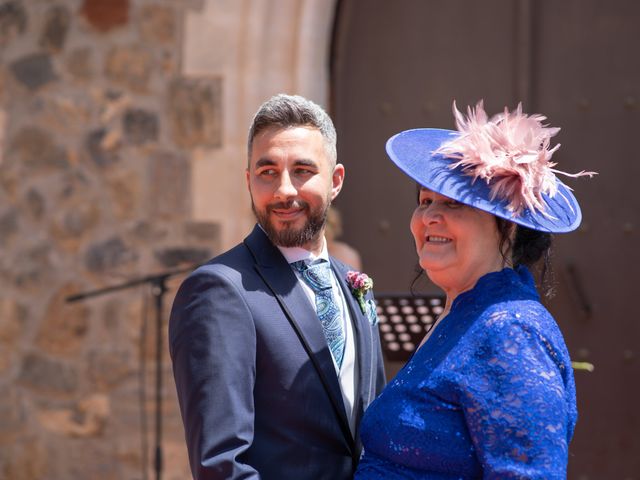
{"left": 243, "top": 226, "right": 354, "bottom": 452}
{"left": 331, "top": 259, "right": 376, "bottom": 443}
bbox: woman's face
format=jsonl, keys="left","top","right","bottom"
{"left": 410, "top": 187, "right": 507, "bottom": 296}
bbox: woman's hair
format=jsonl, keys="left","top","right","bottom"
{"left": 495, "top": 218, "right": 554, "bottom": 297}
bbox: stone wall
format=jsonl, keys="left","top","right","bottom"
{"left": 0, "top": 0, "right": 221, "bottom": 478}
{"left": 0, "top": 0, "right": 336, "bottom": 478}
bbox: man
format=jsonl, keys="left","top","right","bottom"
{"left": 169, "top": 94, "right": 386, "bottom": 479}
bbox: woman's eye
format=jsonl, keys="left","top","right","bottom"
{"left": 446, "top": 200, "right": 462, "bottom": 208}
{"left": 419, "top": 197, "right": 432, "bottom": 206}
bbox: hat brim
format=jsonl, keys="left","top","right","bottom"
{"left": 386, "top": 128, "right": 582, "bottom": 233}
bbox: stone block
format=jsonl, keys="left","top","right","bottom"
{"left": 129, "top": 220, "right": 168, "bottom": 242}
{"left": 106, "top": 173, "right": 140, "bottom": 220}
{"left": 95, "top": 88, "right": 130, "bottom": 123}
{"left": 105, "top": 45, "right": 152, "bottom": 92}
{"left": 0, "top": 208, "right": 18, "bottom": 246}
{"left": 62, "top": 203, "right": 100, "bottom": 236}
{"left": 0, "top": 298, "right": 28, "bottom": 373}
{"left": 40, "top": 5, "right": 70, "bottom": 52}
{"left": 85, "top": 236, "right": 138, "bottom": 273}
{"left": 0, "top": 346, "right": 13, "bottom": 374}
{"left": 113, "top": 434, "right": 143, "bottom": 470}
{"left": 123, "top": 108, "right": 158, "bottom": 145}
{"left": 122, "top": 296, "right": 144, "bottom": 343}
{"left": 0, "top": 297, "right": 28, "bottom": 341}
{"left": 99, "top": 299, "right": 121, "bottom": 334}
{"left": 8, "top": 126, "right": 69, "bottom": 172}
{"left": 185, "top": 220, "right": 221, "bottom": 243}
{"left": 39, "top": 91, "right": 93, "bottom": 136}
{"left": 81, "top": 0, "right": 129, "bottom": 33}
{"left": 66, "top": 47, "right": 93, "bottom": 81}
{"left": 36, "top": 284, "right": 90, "bottom": 357}
{"left": 18, "top": 352, "right": 79, "bottom": 394}
{"left": 161, "top": 440, "right": 192, "bottom": 480}
{"left": 148, "top": 150, "right": 190, "bottom": 218}
{"left": 85, "top": 127, "right": 120, "bottom": 167}
{"left": 0, "top": 299, "right": 28, "bottom": 374}
{"left": 0, "top": 0, "right": 27, "bottom": 47}
{"left": 140, "top": 5, "right": 176, "bottom": 44}
{"left": 25, "top": 188, "right": 45, "bottom": 219}
{"left": 57, "top": 169, "right": 92, "bottom": 202}
{"left": 50, "top": 202, "right": 101, "bottom": 251}
{"left": 0, "top": 108, "right": 5, "bottom": 163}
{"left": 0, "top": 436, "right": 48, "bottom": 480}
{"left": 0, "top": 165, "right": 18, "bottom": 201}
{"left": 11, "top": 243, "right": 54, "bottom": 290}
{"left": 0, "top": 384, "right": 27, "bottom": 438}
{"left": 36, "top": 393, "right": 110, "bottom": 438}
{"left": 168, "top": 76, "right": 222, "bottom": 148}
{"left": 10, "top": 53, "right": 58, "bottom": 91}
{"left": 154, "top": 246, "right": 211, "bottom": 268}
{"left": 88, "top": 347, "right": 134, "bottom": 390}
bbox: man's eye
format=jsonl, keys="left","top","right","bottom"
{"left": 258, "top": 168, "right": 277, "bottom": 176}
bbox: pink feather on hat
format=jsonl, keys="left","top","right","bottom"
{"left": 435, "top": 101, "right": 596, "bottom": 218}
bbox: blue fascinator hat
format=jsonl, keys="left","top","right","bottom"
{"left": 385, "top": 101, "right": 595, "bottom": 233}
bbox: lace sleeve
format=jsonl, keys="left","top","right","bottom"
{"left": 456, "top": 308, "right": 575, "bottom": 479}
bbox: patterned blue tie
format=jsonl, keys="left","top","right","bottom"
{"left": 292, "top": 259, "right": 345, "bottom": 369}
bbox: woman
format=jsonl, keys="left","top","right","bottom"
{"left": 355, "top": 102, "right": 594, "bottom": 479}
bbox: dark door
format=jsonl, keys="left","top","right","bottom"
{"left": 331, "top": 1, "right": 639, "bottom": 477}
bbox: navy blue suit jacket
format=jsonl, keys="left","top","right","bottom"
{"left": 169, "top": 225, "right": 386, "bottom": 479}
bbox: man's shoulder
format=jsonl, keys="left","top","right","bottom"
{"left": 172, "top": 243, "right": 257, "bottom": 307}
{"left": 192, "top": 226, "right": 279, "bottom": 275}
{"left": 192, "top": 241, "right": 255, "bottom": 280}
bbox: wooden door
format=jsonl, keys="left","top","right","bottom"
{"left": 331, "top": 1, "right": 640, "bottom": 477}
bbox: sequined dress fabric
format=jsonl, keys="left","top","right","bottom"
{"left": 355, "top": 267, "right": 577, "bottom": 479}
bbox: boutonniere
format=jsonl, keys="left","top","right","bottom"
{"left": 346, "top": 270, "right": 374, "bottom": 314}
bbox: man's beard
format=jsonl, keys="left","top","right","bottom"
{"left": 252, "top": 198, "right": 330, "bottom": 248}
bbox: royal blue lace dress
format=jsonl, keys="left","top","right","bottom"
{"left": 355, "top": 267, "right": 577, "bottom": 479}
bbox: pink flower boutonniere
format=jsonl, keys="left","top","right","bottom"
{"left": 346, "top": 271, "right": 374, "bottom": 314}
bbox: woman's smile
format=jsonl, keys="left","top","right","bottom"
{"left": 426, "top": 235, "right": 452, "bottom": 244}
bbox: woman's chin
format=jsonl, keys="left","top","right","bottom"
{"left": 421, "top": 264, "right": 451, "bottom": 288}
{"left": 420, "top": 258, "right": 448, "bottom": 274}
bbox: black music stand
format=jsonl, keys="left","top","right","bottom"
{"left": 66, "top": 266, "right": 195, "bottom": 480}
{"left": 374, "top": 293, "right": 446, "bottom": 362}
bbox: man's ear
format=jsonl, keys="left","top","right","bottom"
{"left": 331, "top": 163, "right": 345, "bottom": 200}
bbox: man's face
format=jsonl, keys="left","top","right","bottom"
{"left": 246, "top": 126, "right": 344, "bottom": 253}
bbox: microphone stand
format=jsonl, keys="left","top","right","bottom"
{"left": 67, "top": 266, "right": 196, "bottom": 480}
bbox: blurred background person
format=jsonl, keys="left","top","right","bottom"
{"left": 326, "top": 206, "right": 363, "bottom": 271}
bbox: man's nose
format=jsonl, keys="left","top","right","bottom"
{"left": 274, "top": 171, "right": 297, "bottom": 199}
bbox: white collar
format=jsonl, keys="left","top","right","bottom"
{"left": 277, "top": 237, "right": 330, "bottom": 265}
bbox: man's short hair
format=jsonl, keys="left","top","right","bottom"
{"left": 247, "top": 94, "right": 337, "bottom": 165}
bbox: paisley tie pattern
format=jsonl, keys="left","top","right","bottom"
{"left": 292, "top": 259, "right": 345, "bottom": 369}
